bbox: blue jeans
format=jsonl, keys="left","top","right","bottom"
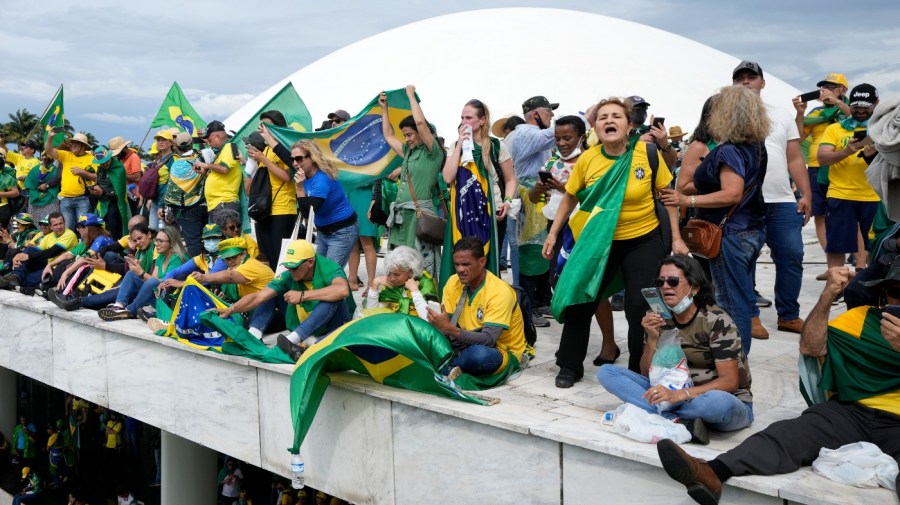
{"left": 10, "top": 247, "right": 47, "bottom": 287}
{"left": 450, "top": 345, "right": 504, "bottom": 376}
{"left": 598, "top": 365, "right": 754, "bottom": 432}
{"left": 82, "top": 288, "right": 120, "bottom": 309}
{"left": 316, "top": 224, "right": 359, "bottom": 268}
{"left": 171, "top": 204, "right": 207, "bottom": 257}
{"left": 505, "top": 217, "right": 520, "bottom": 287}
{"left": 59, "top": 195, "right": 91, "bottom": 231}
{"left": 114, "top": 272, "right": 159, "bottom": 315}
{"left": 293, "top": 300, "right": 351, "bottom": 340}
{"left": 763, "top": 203, "right": 804, "bottom": 321}
{"left": 710, "top": 229, "right": 765, "bottom": 355}
{"left": 248, "top": 297, "right": 281, "bottom": 333}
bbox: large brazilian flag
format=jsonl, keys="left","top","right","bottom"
{"left": 150, "top": 81, "right": 207, "bottom": 136}
{"left": 231, "top": 82, "right": 313, "bottom": 158}
{"left": 39, "top": 84, "right": 65, "bottom": 147}
{"left": 266, "top": 88, "right": 415, "bottom": 193}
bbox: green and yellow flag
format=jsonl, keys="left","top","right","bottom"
{"left": 231, "top": 82, "right": 312, "bottom": 157}
{"left": 550, "top": 145, "right": 631, "bottom": 322}
{"left": 266, "top": 88, "right": 416, "bottom": 193}
{"left": 150, "top": 81, "right": 207, "bottom": 136}
{"left": 39, "top": 85, "right": 65, "bottom": 147}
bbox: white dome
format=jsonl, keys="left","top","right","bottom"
{"left": 225, "top": 7, "right": 800, "bottom": 139}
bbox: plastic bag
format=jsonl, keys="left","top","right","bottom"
{"left": 648, "top": 328, "right": 693, "bottom": 413}
{"left": 601, "top": 403, "right": 691, "bottom": 444}
{"left": 812, "top": 442, "right": 898, "bottom": 490}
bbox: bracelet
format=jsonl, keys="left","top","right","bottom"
{"left": 300, "top": 291, "right": 305, "bottom": 303}
{"left": 684, "top": 389, "right": 692, "bottom": 400}
{"left": 690, "top": 195, "right": 696, "bottom": 208}
{"left": 503, "top": 196, "right": 513, "bottom": 203}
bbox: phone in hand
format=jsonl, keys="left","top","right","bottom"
{"left": 853, "top": 130, "right": 868, "bottom": 142}
{"left": 883, "top": 305, "right": 900, "bottom": 319}
{"left": 652, "top": 117, "right": 665, "bottom": 129}
{"left": 538, "top": 171, "right": 555, "bottom": 184}
{"left": 798, "top": 90, "right": 821, "bottom": 103}
{"left": 641, "top": 287, "right": 673, "bottom": 322}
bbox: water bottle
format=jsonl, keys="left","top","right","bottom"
{"left": 290, "top": 452, "right": 305, "bottom": 489}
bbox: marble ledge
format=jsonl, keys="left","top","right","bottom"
{"left": 780, "top": 472, "right": 899, "bottom": 505}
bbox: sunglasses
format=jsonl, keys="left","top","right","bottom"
{"left": 225, "top": 224, "right": 240, "bottom": 231}
{"left": 292, "top": 154, "right": 310, "bottom": 163}
{"left": 654, "top": 276, "right": 683, "bottom": 288}
{"left": 331, "top": 118, "right": 344, "bottom": 125}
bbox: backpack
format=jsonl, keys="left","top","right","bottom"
{"left": 138, "top": 153, "right": 173, "bottom": 201}
{"left": 647, "top": 143, "right": 672, "bottom": 253}
{"left": 248, "top": 167, "right": 281, "bottom": 222}
{"left": 512, "top": 285, "right": 537, "bottom": 346}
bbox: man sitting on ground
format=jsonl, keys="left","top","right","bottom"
{"left": 0, "top": 212, "right": 78, "bottom": 291}
{"left": 216, "top": 239, "right": 354, "bottom": 360}
{"left": 427, "top": 236, "right": 526, "bottom": 376}
{"left": 657, "top": 260, "right": 900, "bottom": 504}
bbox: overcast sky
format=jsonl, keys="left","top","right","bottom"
{"left": 2, "top": 0, "right": 898, "bottom": 147}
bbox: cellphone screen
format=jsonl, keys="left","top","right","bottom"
{"left": 538, "top": 171, "right": 553, "bottom": 183}
{"left": 653, "top": 117, "right": 665, "bottom": 128}
{"left": 883, "top": 305, "right": 900, "bottom": 318}
{"left": 853, "top": 130, "right": 867, "bottom": 141}
{"left": 799, "top": 90, "right": 821, "bottom": 103}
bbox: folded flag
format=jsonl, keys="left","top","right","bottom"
{"left": 150, "top": 81, "right": 207, "bottom": 136}
{"left": 231, "top": 82, "right": 313, "bottom": 158}
{"left": 39, "top": 85, "right": 65, "bottom": 147}
{"left": 267, "top": 88, "right": 416, "bottom": 193}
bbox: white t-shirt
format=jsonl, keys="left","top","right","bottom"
{"left": 761, "top": 102, "right": 801, "bottom": 203}
{"left": 221, "top": 468, "right": 243, "bottom": 497}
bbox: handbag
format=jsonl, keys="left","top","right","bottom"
{"left": 404, "top": 163, "right": 448, "bottom": 245}
{"left": 680, "top": 183, "right": 753, "bottom": 259}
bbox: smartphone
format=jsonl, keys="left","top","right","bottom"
{"left": 538, "top": 171, "right": 554, "bottom": 184}
{"left": 883, "top": 305, "right": 900, "bottom": 319}
{"left": 799, "top": 90, "right": 821, "bottom": 103}
{"left": 652, "top": 117, "right": 665, "bottom": 129}
{"left": 853, "top": 130, "right": 868, "bottom": 142}
{"left": 641, "top": 287, "right": 673, "bottom": 321}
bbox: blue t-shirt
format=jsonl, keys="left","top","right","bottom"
{"left": 694, "top": 142, "right": 767, "bottom": 235}
{"left": 304, "top": 170, "right": 356, "bottom": 228}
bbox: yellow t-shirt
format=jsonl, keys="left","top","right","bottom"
{"left": 5, "top": 151, "right": 40, "bottom": 189}
{"left": 565, "top": 142, "right": 672, "bottom": 240}
{"left": 118, "top": 235, "right": 130, "bottom": 248}
{"left": 233, "top": 257, "right": 275, "bottom": 298}
{"left": 242, "top": 233, "right": 260, "bottom": 260}
{"left": 57, "top": 149, "right": 96, "bottom": 198}
{"left": 105, "top": 420, "right": 122, "bottom": 449}
{"left": 26, "top": 231, "right": 45, "bottom": 247}
{"left": 204, "top": 143, "right": 243, "bottom": 211}
{"left": 820, "top": 124, "right": 879, "bottom": 202}
{"left": 265, "top": 147, "right": 297, "bottom": 215}
{"left": 38, "top": 229, "right": 79, "bottom": 261}
{"left": 803, "top": 106, "right": 840, "bottom": 168}
{"left": 441, "top": 271, "right": 526, "bottom": 373}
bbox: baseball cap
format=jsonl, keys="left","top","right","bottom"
{"left": 242, "top": 131, "right": 267, "bottom": 151}
{"left": 732, "top": 60, "right": 764, "bottom": 80}
{"left": 327, "top": 110, "right": 351, "bottom": 121}
{"left": 861, "top": 256, "right": 900, "bottom": 287}
{"left": 201, "top": 224, "right": 224, "bottom": 239}
{"left": 280, "top": 239, "right": 316, "bottom": 269}
{"left": 202, "top": 120, "right": 227, "bottom": 139}
{"left": 521, "top": 96, "right": 559, "bottom": 115}
{"left": 217, "top": 237, "right": 247, "bottom": 259}
{"left": 627, "top": 95, "right": 651, "bottom": 108}
{"left": 93, "top": 146, "right": 113, "bottom": 165}
{"left": 848, "top": 83, "right": 878, "bottom": 108}
{"left": 153, "top": 130, "right": 174, "bottom": 141}
{"left": 817, "top": 73, "right": 849, "bottom": 89}
{"left": 14, "top": 212, "right": 35, "bottom": 226}
{"left": 39, "top": 216, "right": 50, "bottom": 226}
{"left": 22, "top": 140, "right": 40, "bottom": 150}
{"left": 77, "top": 213, "right": 104, "bottom": 227}
{"left": 174, "top": 132, "right": 194, "bottom": 150}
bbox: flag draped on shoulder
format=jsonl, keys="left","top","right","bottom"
{"left": 150, "top": 81, "right": 207, "bottom": 135}
{"left": 266, "top": 88, "right": 415, "bottom": 193}
{"left": 40, "top": 85, "right": 65, "bottom": 147}
{"left": 550, "top": 145, "right": 632, "bottom": 322}
{"left": 231, "top": 82, "right": 312, "bottom": 158}
{"left": 289, "top": 314, "right": 496, "bottom": 452}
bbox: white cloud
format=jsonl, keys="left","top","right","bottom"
{"left": 188, "top": 92, "right": 257, "bottom": 119}
{"left": 81, "top": 112, "right": 149, "bottom": 125}
{"left": 0, "top": 79, "right": 60, "bottom": 101}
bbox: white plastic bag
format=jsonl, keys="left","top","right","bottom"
{"left": 601, "top": 403, "right": 691, "bottom": 444}
{"left": 812, "top": 442, "right": 898, "bottom": 490}
{"left": 648, "top": 329, "right": 693, "bottom": 413}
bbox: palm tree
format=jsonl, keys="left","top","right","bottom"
{"left": 3, "top": 109, "right": 39, "bottom": 144}
{"left": 79, "top": 131, "right": 98, "bottom": 148}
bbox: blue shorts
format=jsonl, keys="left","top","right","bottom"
{"left": 824, "top": 198, "right": 878, "bottom": 253}
{"left": 808, "top": 167, "right": 828, "bottom": 217}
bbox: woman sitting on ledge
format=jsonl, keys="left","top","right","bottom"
{"left": 598, "top": 254, "right": 753, "bottom": 444}
{"left": 361, "top": 246, "right": 438, "bottom": 321}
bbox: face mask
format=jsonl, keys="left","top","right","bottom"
{"left": 559, "top": 147, "right": 582, "bottom": 161}
{"left": 631, "top": 109, "right": 647, "bottom": 126}
{"left": 535, "top": 112, "right": 550, "bottom": 130}
{"left": 204, "top": 239, "right": 220, "bottom": 253}
{"left": 667, "top": 293, "right": 694, "bottom": 315}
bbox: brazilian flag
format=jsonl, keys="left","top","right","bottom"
{"left": 231, "top": 82, "right": 313, "bottom": 158}
{"left": 266, "top": 88, "right": 415, "bottom": 193}
{"left": 39, "top": 85, "right": 65, "bottom": 147}
{"left": 150, "top": 81, "right": 207, "bottom": 136}
{"left": 288, "top": 314, "right": 518, "bottom": 452}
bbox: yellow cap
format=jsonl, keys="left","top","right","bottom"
{"left": 22, "top": 467, "right": 30, "bottom": 478}
{"left": 280, "top": 239, "right": 316, "bottom": 269}
{"left": 817, "top": 73, "right": 849, "bottom": 89}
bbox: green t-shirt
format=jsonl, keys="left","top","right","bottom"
{"left": 154, "top": 253, "right": 184, "bottom": 278}
{"left": 398, "top": 138, "right": 443, "bottom": 205}
{"left": 266, "top": 255, "right": 355, "bottom": 332}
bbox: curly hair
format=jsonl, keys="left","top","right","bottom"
{"left": 291, "top": 139, "right": 338, "bottom": 179}
{"left": 383, "top": 246, "right": 424, "bottom": 278}
{"left": 708, "top": 85, "right": 770, "bottom": 144}
{"left": 658, "top": 254, "right": 716, "bottom": 308}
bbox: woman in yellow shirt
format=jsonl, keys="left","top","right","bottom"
{"left": 543, "top": 97, "right": 686, "bottom": 387}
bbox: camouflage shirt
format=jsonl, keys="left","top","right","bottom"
{"left": 675, "top": 304, "right": 753, "bottom": 403}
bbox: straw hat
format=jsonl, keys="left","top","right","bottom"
{"left": 668, "top": 126, "right": 689, "bottom": 139}
{"left": 107, "top": 136, "right": 133, "bottom": 155}
{"left": 70, "top": 133, "right": 91, "bottom": 147}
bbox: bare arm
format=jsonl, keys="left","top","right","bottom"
{"left": 681, "top": 166, "right": 744, "bottom": 208}
{"left": 303, "top": 275, "right": 351, "bottom": 303}
{"left": 442, "top": 137, "right": 463, "bottom": 185}
{"left": 817, "top": 141, "right": 864, "bottom": 168}
{"left": 786, "top": 139, "right": 812, "bottom": 225}
{"left": 219, "top": 287, "right": 279, "bottom": 317}
{"left": 542, "top": 192, "right": 578, "bottom": 259}
{"left": 379, "top": 92, "right": 404, "bottom": 156}
{"left": 799, "top": 267, "right": 853, "bottom": 357}
{"left": 44, "top": 129, "right": 59, "bottom": 160}
{"left": 406, "top": 85, "right": 435, "bottom": 152}
{"left": 676, "top": 142, "right": 709, "bottom": 195}
{"left": 192, "top": 269, "right": 249, "bottom": 286}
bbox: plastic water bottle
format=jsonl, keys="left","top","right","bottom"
{"left": 290, "top": 453, "right": 305, "bottom": 489}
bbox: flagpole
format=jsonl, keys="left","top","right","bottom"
{"left": 25, "top": 84, "right": 62, "bottom": 144}
{"left": 137, "top": 127, "right": 152, "bottom": 149}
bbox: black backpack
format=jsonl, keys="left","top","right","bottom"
{"left": 512, "top": 285, "right": 537, "bottom": 346}
{"left": 248, "top": 164, "right": 284, "bottom": 222}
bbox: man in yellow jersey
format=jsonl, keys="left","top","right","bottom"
{"left": 44, "top": 131, "right": 96, "bottom": 232}
{"left": 428, "top": 236, "right": 526, "bottom": 376}
{"left": 817, "top": 83, "right": 880, "bottom": 270}
{"left": 197, "top": 121, "right": 243, "bottom": 224}
{"left": 0, "top": 211, "right": 78, "bottom": 290}
{"left": 658, "top": 260, "right": 900, "bottom": 504}
{"left": 792, "top": 73, "right": 850, "bottom": 269}
{"left": 3, "top": 139, "right": 41, "bottom": 196}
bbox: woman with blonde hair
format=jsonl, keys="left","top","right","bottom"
{"left": 661, "top": 85, "right": 770, "bottom": 354}
{"left": 292, "top": 139, "right": 358, "bottom": 268}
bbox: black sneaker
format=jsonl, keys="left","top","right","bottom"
{"left": 532, "top": 312, "right": 551, "bottom": 328}
{"left": 610, "top": 291, "right": 625, "bottom": 311}
{"left": 99, "top": 305, "right": 133, "bottom": 321}
{"left": 276, "top": 334, "right": 304, "bottom": 362}
{"left": 137, "top": 306, "right": 157, "bottom": 322}
{"left": 0, "top": 273, "right": 20, "bottom": 290}
{"left": 754, "top": 290, "right": 772, "bottom": 308}
{"left": 676, "top": 417, "right": 710, "bottom": 445}
{"left": 555, "top": 368, "right": 580, "bottom": 388}
{"left": 48, "top": 289, "right": 81, "bottom": 311}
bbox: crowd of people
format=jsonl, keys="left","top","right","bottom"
{"left": 1, "top": 59, "right": 899, "bottom": 504}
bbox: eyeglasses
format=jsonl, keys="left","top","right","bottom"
{"left": 155, "top": 238, "right": 170, "bottom": 244}
{"left": 885, "top": 284, "right": 900, "bottom": 299}
{"left": 292, "top": 154, "right": 310, "bottom": 163}
{"left": 654, "top": 276, "right": 683, "bottom": 288}
{"left": 821, "top": 84, "right": 841, "bottom": 91}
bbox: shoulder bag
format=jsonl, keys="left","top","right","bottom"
{"left": 405, "top": 164, "right": 448, "bottom": 245}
